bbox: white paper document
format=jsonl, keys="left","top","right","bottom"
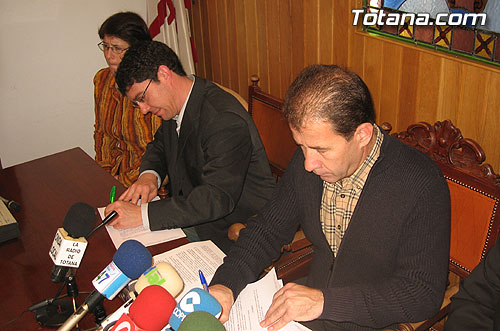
{"left": 152, "top": 241, "right": 310, "bottom": 331}
{"left": 153, "top": 240, "right": 226, "bottom": 299}
{"left": 225, "top": 268, "right": 311, "bottom": 331}
{"left": 97, "top": 207, "right": 186, "bottom": 249}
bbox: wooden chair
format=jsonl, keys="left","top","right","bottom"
{"left": 227, "top": 75, "right": 314, "bottom": 283}
{"left": 380, "top": 121, "right": 500, "bottom": 331}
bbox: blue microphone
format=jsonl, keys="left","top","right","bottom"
{"left": 169, "top": 288, "right": 222, "bottom": 330}
{"left": 57, "top": 240, "right": 152, "bottom": 331}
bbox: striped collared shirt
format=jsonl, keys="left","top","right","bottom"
{"left": 320, "top": 125, "right": 383, "bottom": 256}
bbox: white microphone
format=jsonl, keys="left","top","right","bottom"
{"left": 134, "top": 262, "right": 184, "bottom": 298}
{"left": 57, "top": 240, "right": 152, "bottom": 331}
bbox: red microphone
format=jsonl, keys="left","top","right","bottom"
{"left": 110, "top": 285, "right": 176, "bottom": 331}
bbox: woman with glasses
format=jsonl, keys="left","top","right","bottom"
{"left": 94, "top": 12, "right": 161, "bottom": 187}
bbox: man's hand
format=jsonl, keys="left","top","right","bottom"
{"left": 119, "top": 173, "right": 158, "bottom": 204}
{"left": 208, "top": 284, "right": 235, "bottom": 324}
{"left": 105, "top": 201, "right": 142, "bottom": 229}
{"left": 260, "top": 283, "right": 324, "bottom": 331}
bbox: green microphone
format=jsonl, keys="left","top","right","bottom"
{"left": 177, "top": 311, "right": 225, "bottom": 331}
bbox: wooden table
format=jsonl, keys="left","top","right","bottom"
{"left": 0, "top": 148, "right": 188, "bottom": 330}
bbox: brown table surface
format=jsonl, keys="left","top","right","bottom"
{"left": 0, "top": 147, "right": 188, "bottom": 330}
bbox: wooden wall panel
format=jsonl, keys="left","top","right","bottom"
{"left": 415, "top": 52, "right": 441, "bottom": 123}
{"left": 279, "top": 0, "right": 292, "bottom": 99}
{"left": 226, "top": 0, "right": 239, "bottom": 89}
{"left": 189, "top": 0, "right": 500, "bottom": 171}
{"left": 318, "top": 1, "right": 333, "bottom": 64}
{"left": 379, "top": 43, "right": 402, "bottom": 128}
{"left": 234, "top": 0, "right": 249, "bottom": 97}
{"left": 290, "top": 1, "right": 305, "bottom": 80}
{"left": 483, "top": 73, "right": 500, "bottom": 169}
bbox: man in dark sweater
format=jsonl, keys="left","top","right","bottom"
{"left": 209, "top": 65, "right": 451, "bottom": 330}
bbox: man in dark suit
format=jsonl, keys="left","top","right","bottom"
{"left": 105, "top": 41, "right": 276, "bottom": 253}
{"left": 445, "top": 236, "right": 500, "bottom": 330}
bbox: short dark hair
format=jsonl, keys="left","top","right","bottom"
{"left": 116, "top": 41, "right": 186, "bottom": 95}
{"left": 98, "top": 12, "right": 152, "bottom": 45}
{"left": 283, "top": 65, "right": 375, "bottom": 140}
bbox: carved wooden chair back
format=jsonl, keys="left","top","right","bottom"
{"left": 248, "top": 75, "right": 296, "bottom": 180}
{"left": 382, "top": 121, "right": 500, "bottom": 331}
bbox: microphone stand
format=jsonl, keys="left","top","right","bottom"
{"left": 92, "top": 301, "right": 107, "bottom": 325}
{"left": 65, "top": 273, "right": 80, "bottom": 331}
{"left": 31, "top": 270, "right": 79, "bottom": 327}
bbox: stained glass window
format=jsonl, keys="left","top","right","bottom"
{"left": 358, "top": 0, "right": 500, "bottom": 66}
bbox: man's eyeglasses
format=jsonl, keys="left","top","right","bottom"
{"left": 132, "top": 79, "right": 153, "bottom": 107}
{"left": 97, "top": 41, "right": 129, "bottom": 55}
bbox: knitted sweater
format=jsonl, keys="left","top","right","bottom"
{"left": 211, "top": 130, "right": 451, "bottom": 330}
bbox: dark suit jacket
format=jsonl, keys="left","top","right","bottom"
{"left": 140, "top": 77, "right": 276, "bottom": 252}
{"left": 445, "top": 237, "right": 500, "bottom": 330}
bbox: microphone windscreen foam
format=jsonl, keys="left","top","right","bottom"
{"left": 62, "top": 202, "right": 96, "bottom": 238}
{"left": 135, "top": 262, "right": 184, "bottom": 298}
{"left": 177, "top": 311, "right": 225, "bottom": 331}
{"left": 113, "top": 240, "right": 152, "bottom": 279}
{"left": 129, "top": 285, "right": 176, "bottom": 331}
{"left": 169, "top": 288, "right": 222, "bottom": 330}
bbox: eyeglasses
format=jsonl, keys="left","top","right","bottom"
{"left": 97, "top": 41, "right": 129, "bottom": 55}
{"left": 132, "top": 79, "right": 153, "bottom": 107}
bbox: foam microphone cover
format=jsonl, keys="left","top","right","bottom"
{"left": 177, "top": 311, "right": 225, "bottom": 331}
{"left": 169, "top": 288, "right": 222, "bottom": 330}
{"left": 113, "top": 240, "right": 153, "bottom": 279}
{"left": 135, "top": 262, "right": 184, "bottom": 298}
{"left": 62, "top": 202, "right": 96, "bottom": 238}
{"left": 129, "top": 285, "right": 176, "bottom": 331}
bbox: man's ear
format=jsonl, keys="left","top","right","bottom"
{"left": 355, "top": 123, "right": 374, "bottom": 148}
{"left": 157, "top": 65, "right": 172, "bottom": 82}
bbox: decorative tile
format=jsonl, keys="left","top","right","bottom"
{"left": 398, "top": 16, "right": 414, "bottom": 39}
{"left": 434, "top": 25, "right": 452, "bottom": 49}
{"left": 475, "top": 31, "right": 495, "bottom": 59}
{"left": 495, "top": 39, "right": 500, "bottom": 63}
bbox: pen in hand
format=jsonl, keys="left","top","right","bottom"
{"left": 109, "top": 185, "right": 116, "bottom": 203}
{"left": 199, "top": 269, "right": 209, "bottom": 293}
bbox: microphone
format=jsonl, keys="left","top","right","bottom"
{"left": 169, "top": 288, "right": 222, "bottom": 330}
{"left": 178, "top": 311, "right": 225, "bottom": 331}
{"left": 0, "top": 195, "right": 21, "bottom": 212}
{"left": 86, "top": 210, "right": 118, "bottom": 238}
{"left": 49, "top": 202, "right": 96, "bottom": 283}
{"left": 124, "top": 285, "right": 176, "bottom": 331}
{"left": 134, "top": 262, "right": 184, "bottom": 298}
{"left": 57, "top": 239, "right": 153, "bottom": 331}
{"left": 97, "top": 298, "right": 133, "bottom": 331}
{"left": 101, "top": 262, "right": 183, "bottom": 329}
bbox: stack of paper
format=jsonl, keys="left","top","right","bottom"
{"left": 153, "top": 241, "right": 311, "bottom": 331}
{"left": 97, "top": 206, "right": 186, "bottom": 248}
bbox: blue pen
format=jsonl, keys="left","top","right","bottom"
{"left": 198, "top": 269, "right": 209, "bottom": 292}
